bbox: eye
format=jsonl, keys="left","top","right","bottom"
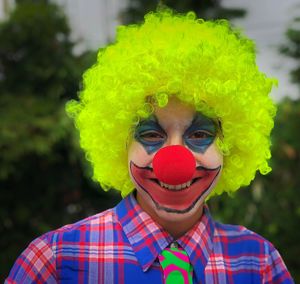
{"left": 139, "top": 130, "right": 166, "bottom": 143}
{"left": 188, "top": 130, "right": 213, "bottom": 140}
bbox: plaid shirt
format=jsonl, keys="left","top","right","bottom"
{"left": 6, "top": 193, "right": 294, "bottom": 284}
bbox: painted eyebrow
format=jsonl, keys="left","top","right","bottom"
{"left": 151, "top": 114, "right": 199, "bottom": 130}
{"left": 190, "top": 113, "right": 215, "bottom": 125}
{"left": 184, "top": 113, "right": 216, "bottom": 134}
{"left": 136, "top": 115, "right": 166, "bottom": 133}
{"left": 138, "top": 113, "right": 215, "bottom": 133}
{"left": 138, "top": 114, "right": 158, "bottom": 124}
{"left": 148, "top": 115, "right": 159, "bottom": 123}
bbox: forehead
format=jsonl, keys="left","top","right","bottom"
{"left": 153, "top": 97, "right": 196, "bottom": 128}
{"left": 154, "top": 97, "right": 195, "bottom": 117}
{"left": 151, "top": 97, "right": 215, "bottom": 130}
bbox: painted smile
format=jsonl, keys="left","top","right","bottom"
{"left": 130, "top": 161, "right": 221, "bottom": 213}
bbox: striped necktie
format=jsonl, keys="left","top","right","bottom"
{"left": 158, "top": 243, "right": 193, "bottom": 284}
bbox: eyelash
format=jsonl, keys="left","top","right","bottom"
{"left": 187, "top": 130, "right": 214, "bottom": 139}
{"left": 139, "top": 130, "right": 166, "bottom": 140}
{"left": 138, "top": 129, "right": 213, "bottom": 143}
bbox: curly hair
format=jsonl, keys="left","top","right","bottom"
{"left": 66, "top": 9, "right": 277, "bottom": 198}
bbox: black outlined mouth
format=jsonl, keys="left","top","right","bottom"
{"left": 130, "top": 161, "right": 221, "bottom": 213}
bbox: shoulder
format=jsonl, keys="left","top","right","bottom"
{"left": 214, "top": 221, "right": 270, "bottom": 243}
{"left": 212, "top": 221, "right": 294, "bottom": 283}
{"left": 214, "top": 221, "right": 267, "bottom": 241}
{"left": 214, "top": 221, "right": 273, "bottom": 254}
{"left": 44, "top": 207, "right": 118, "bottom": 244}
{"left": 5, "top": 207, "right": 119, "bottom": 283}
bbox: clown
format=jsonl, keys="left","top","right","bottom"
{"left": 128, "top": 97, "right": 223, "bottom": 238}
{"left": 6, "top": 9, "right": 294, "bottom": 284}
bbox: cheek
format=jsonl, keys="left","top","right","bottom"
{"left": 194, "top": 143, "right": 223, "bottom": 168}
{"left": 128, "top": 140, "right": 223, "bottom": 169}
{"left": 128, "top": 141, "right": 154, "bottom": 167}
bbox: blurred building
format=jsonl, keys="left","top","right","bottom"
{"left": 0, "top": 0, "right": 15, "bottom": 20}
{"left": 52, "top": 0, "right": 127, "bottom": 54}
{"left": 1, "top": 0, "right": 299, "bottom": 99}
{"left": 50, "top": 0, "right": 300, "bottom": 99}
{"left": 0, "top": 0, "right": 126, "bottom": 53}
{"left": 224, "top": 0, "right": 300, "bottom": 100}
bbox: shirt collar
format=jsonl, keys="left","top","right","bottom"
{"left": 116, "top": 193, "right": 215, "bottom": 281}
{"left": 177, "top": 205, "right": 215, "bottom": 283}
{"left": 116, "top": 193, "right": 173, "bottom": 271}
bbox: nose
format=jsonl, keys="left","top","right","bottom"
{"left": 153, "top": 145, "right": 196, "bottom": 185}
{"left": 166, "top": 132, "right": 185, "bottom": 147}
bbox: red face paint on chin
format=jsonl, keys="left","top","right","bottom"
{"left": 130, "top": 161, "right": 221, "bottom": 213}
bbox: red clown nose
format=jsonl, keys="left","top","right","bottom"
{"left": 153, "top": 145, "right": 196, "bottom": 185}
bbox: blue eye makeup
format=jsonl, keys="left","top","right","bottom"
{"left": 134, "top": 116, "right": 167, "bottom": 154}
{"left": 134, "top": 113, "right": 217, "bottom": 154}
{"left": 183, "top": 113, "right": 217, "bottom": 153}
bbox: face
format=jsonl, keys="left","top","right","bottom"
{"left": 128, "top": 97, "right": 223, "bottom": 222}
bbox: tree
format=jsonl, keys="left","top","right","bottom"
{"left": 0, "top": 2, "right": 120, "bottom": 280}
{"left": 206, "top": 16, "right": 300, "bottom": 282}
{"left": 121, "top": 0, "right": 245, "bottom": 24}
{"left": 0, "top": 1, "right": 79, "bottom": 179}
{"left": 281, "top": 17, "right": 300, "bottom": 89}
{"left": 207, "top": 98, "right": 300, "bottom": 281}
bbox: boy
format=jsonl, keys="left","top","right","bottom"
{"left": 6, "top": 9, "right": 294, "bottom": 283}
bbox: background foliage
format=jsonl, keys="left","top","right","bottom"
{"left": 208, "top": 98, "right": 300, "bottom": 281}
{"left": 121, "top": 0, "right": 246, "bottom": 24}
{"left": 0, "top": 0, "right": 299, "bottom": 282}
{"left": 0, "top": 2, "right": 120, "bottom": 281}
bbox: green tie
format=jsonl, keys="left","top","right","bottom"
{"left": 158, "top": 243, "right": 193, "bottom": 284}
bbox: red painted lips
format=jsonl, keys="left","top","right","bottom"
{"left": 130, "top": 161, "right": 221, "bottom": 213}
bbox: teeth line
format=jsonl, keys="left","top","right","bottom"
{"left": 159, "top": 180, "right": 192, "bottom": 190}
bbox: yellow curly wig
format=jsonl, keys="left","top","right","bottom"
{"left": 66, "top": 9, "right": 277, "bottom": 198}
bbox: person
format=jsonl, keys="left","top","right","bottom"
{"left": 6, "top": 8, "right": 294, "bottom": 284}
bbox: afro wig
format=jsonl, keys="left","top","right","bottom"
{"left": 66, "top": 9, "right": 277, "bottom": 198}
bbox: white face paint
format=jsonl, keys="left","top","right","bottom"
{"left": 128, "top": 97, "right": 223, "bottom": 223}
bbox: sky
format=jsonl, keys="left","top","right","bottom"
{"left": 223, "top": 0, "right": 300, "bottom": 100}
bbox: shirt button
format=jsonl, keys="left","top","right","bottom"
{"left": 170, "top": 241, "right": 179, "bottom": 248}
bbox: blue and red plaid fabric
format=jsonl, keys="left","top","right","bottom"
{"left": 6, "top": 193, "right": 294, "bottom": 283}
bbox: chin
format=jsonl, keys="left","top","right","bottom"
{"left": 157, "top": 202, "right": 204, "bottom": 222}
{"left": 137, "top": 187, "right": 207, "bottom": 222}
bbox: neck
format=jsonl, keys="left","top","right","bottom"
{"left": 157, "top": 207, "right": 204, "bottom": 239}
{"left": 136, "top": 193, "right": 204, "bottom": 239}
